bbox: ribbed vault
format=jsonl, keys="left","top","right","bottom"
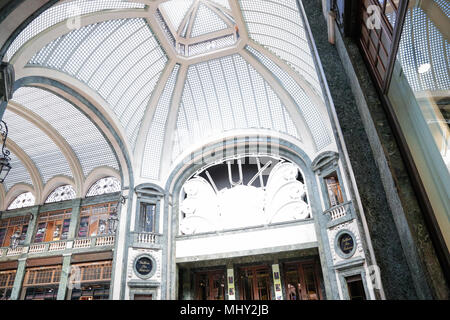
{"left": 1, "top": 0, "right": 338, "bottom": 208}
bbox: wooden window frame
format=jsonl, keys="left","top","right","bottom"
{"left": 0, "top": 215, "right": 30, "bottom": 247}
{"left": 77, "top": 202, "right": 117, "bottom": 238}
{"left": 33, "top": 209, "right": 72, "bottom": 243}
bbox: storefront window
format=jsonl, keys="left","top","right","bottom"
{"left": 68, "top": 261, "right": 112, "bottom": 300}
{"left": 21, "top": 266, "right": 61, "bottom": 300}
{"left": 34, "top": 210, "right": 71, "bottom": 243}
{"left": 0, "top": 270, "right": 16, "bottom": 300}
{"left": 0, "top": 216, "right": 29, "bottom": 247}
{"left": 77, "top": 202, "right": 116, "bottom": 238}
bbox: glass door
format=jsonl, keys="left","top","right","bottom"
{"left": 194, "top": 269, "right": 225, "bottom": 300}
{"left": 283, "top": 261, "right": 322, "bottom": 300}
{"left": 238, "top": 265, "right": 272, "bottom": 300}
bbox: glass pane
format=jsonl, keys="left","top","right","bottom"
{"left": 387, "top": 1, "right": 450, "bottom": 250}
{"left": 141, "top": 204, "right": 155, "bottom": 233}
{"left": 0, "top": 228, "right": 6, "bottom": 247}
{"left": 196, "top": 273, "right": 208, "bottom": 300}
{"left": 19, "top": 224, "right": 28, "bottom": 245}
{"left": 393, "top": 4, "right": 450, "bottom": 172}
{"left": 255, "top": 270, "right": 270, "bottom": 300}
{"left": 211, "top": 273, "right": 225, "bottom": 300}
{"left": 303, "top": 265, "right": 319, "bottom": 300}
{"left": 325, "top": 173, "right": 344, "bottom": 207}
{"left": 285, "top": 266, "right": 301, "bottom": 300}
{"left": 77, "top": 216, "right": 89, "bottom": 238}
{"left": 34, "top": 223, "right": 46, "bottom": 243}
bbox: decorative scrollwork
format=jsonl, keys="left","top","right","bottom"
{"left": 0, "top": 120, "right": 11, "bottom": 162}
{"left": 86, "top": 176, "right": 121, "bottom": 197}
{"left": 45, "top": 185, "right": 76, "bottom": 203}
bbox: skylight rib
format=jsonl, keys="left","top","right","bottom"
{"left": 28, "top": 18, "right": 168, "bottom": 149}
{"left": 172, "top": 54, "right": 300, "bottom": 160}
{"left": 160, "top": 0, "right": 195, "bottom": 32}
{"left": 239, "top": 0, "right": 323, "bottom": 96}
{"left": 3, "top": 152, "right": 33, "bottom": 192}
{"left": 209, "top": 0, "right": 231, "bottom": 11}
{"left": 2, "top": 110, "right": 72, "bottom": 184}
{"left": 142, "top": 64, "right": 181, "bottom": 180}
{"left": 191, "top": 3, "right": 228, "bottom": 38}
{"left": 5, "top": 0, "right": 146, "bottom": 61}
{"left": 11, "top": 87, "right": 119, "bottom": 177}
{"left": 246, "top": 46, "right": 331, "bottom": 150}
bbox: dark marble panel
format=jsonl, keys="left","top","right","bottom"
{"left": 302, "top": 0, "right": 418, "bottom": 299}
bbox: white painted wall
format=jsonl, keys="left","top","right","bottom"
{"left": 176, "top": 222, "right": 317, "bottom": 259}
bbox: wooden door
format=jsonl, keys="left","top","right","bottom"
{"left": 283, "top": 261, "right": 322, "bottom": 300}
{"left": 239, "top": 266, "right": 271, "bottom": 300}
{"left": 195, "top": 270, "right": 225, "bottom": 300}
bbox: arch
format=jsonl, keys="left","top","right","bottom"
{"left": 0, "top": 0, "right": 57, "bottom": 60}
{"left": 5, "top": 138, "right": 44, "bottom": 203}
{"left": 164, "top": 128, "right": 317, "bottom": 186}
{"left": 41, "top": 175, "right": 77, "bottom": 204}
{"left": 83, "top": 166, "right": 121, "bottom": 197}
{"left": 311, "top": 151, "right": 340, "bottom": 172}
{"left": 7, "top": 100, "right": 84, "bottom": 196}
{"left": 13, "top": 76, "right": 132, "bottom": 189}
{"left": 4, "top": 183, "right": 36, "bottom": 211}
{"left": 163, "top": 134, "right": 327, "bottom": 299}
{"left": 135, "top": 182, "right": 165, "bottom": 195}
{"left": 8, "top": 8, "right": 150, "bottom": 68}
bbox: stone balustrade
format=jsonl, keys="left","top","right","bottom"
{"left": 324, "top": 201, "right": 351, "bottom": 222}
{"left": 29, "top": 243, "right": 47, "bottom": 254}
{"left": 73, "top": 238, "right": 92, "bottom": 249}
{"left": 48, "top": 240, "right": 67, "bottom": 252}
{"left": 95, "top": 235, "right": 115, "bottom": 247}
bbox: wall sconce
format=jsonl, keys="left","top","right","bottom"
{"left": 0, "top": 120, "right": 11, "bottom": 183}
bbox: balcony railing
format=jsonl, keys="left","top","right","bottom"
{"left": 133, "top": 232, "right": 160, "bottom": 246}
{"left": 6, "top": 246, "right": 27, "bottom": 256}
{"left": 0, "top": 235, "right": 116, "bottom": 259}
{"left": 29, "top": 243, "right": 47, "bottom": 254}
{"left": 324, "top": 201, "right": 352, "bottom": 222}
{"left": 73, "top": 238, "right": 92, "bottom": 249}
{"left": 95, "top": 235, "right": 115, "bottom": 246}
{"left": 48, "top": 240, "right": 67, "bottom": 252}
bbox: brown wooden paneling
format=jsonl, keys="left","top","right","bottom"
{"left": 0, "top": 261, "right": 18, "bottom": 271}
{"left": 26, "top": 256, "right": 63, "bottom": 267}
{"left": 71, "top": 251, "right": 113, "bottom": 264}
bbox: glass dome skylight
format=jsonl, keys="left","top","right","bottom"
{"left": 157, "top": 0, "right": 238, "bottom": 57}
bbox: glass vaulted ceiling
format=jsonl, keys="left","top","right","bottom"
{"left": 3, "top": 0, "right": 334, "bottom": 190}
{"left": 157, "top": 0, "right": 238, "bottom": 57}
{"left": 28, "top": 18, "right": 167, "bottom": 149}
{"left": 4, "top": 86, "right": 119, "bottom": 193}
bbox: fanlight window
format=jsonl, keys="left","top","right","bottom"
{"left": 7, "top": 192, "right": 35, "bottom": 210}
{"left": 179, "top": 155, "right": 310, "bottom": 235}
{"left": 45, "top": 185, "right": 76, "bottom": 203}
{"left": 86, "top": 177, "right": 121, "bottom": 197}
